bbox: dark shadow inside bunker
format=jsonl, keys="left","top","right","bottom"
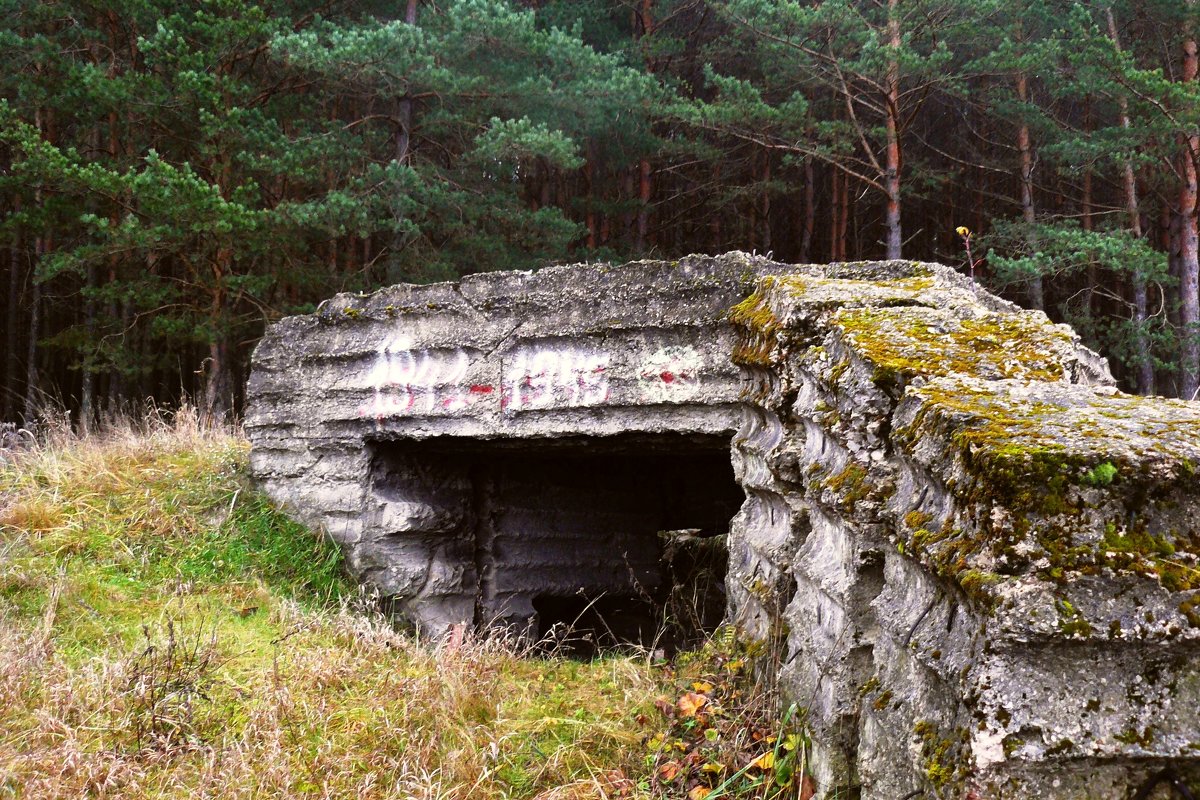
{"left": 369, "top": 432, "right": 745, "bottom": 654}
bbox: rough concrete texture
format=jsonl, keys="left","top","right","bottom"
{"left": 248, "top": 253, "right": 1200, "bottom": 798}
{"left": 727, "top": 262, "right": 1200, "bottom": 798}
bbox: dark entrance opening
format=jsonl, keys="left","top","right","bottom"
{"left": 369, "top": 433, "right": 744, "bottom": 652}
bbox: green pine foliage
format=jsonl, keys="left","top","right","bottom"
{"left": 4, "top": 0, "right": 1200, "bottom": 411}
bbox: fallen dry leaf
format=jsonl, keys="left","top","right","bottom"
{"left": 750, "top": 750, "right": 775, "bottom": 770}
{"left": 677, "top": 692, "right": 708, "bottom": 717}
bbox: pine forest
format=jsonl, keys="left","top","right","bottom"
{"left": 3, "top": 0, "right": 1200, "bottom": 421}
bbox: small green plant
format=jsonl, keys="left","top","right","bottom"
{"left": 1082, "top": 461, "right": 1118, "bottom": 487}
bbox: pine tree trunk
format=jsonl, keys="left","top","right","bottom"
{"left": 839, "top": 172, "right": 852, "bottom": 260}
{"left": 800, "top": 158, "right": 815, "bottom": 262}
{"left": 107, "top": 105, "right": 124, "bottom": 413}
{"left": 634, "top": 0, "right": 654, "bottom": 254}
{"left": 830, "top": 168, "right": 843, "bottom": 261}
{"left": 4, "top": 203, "right": 21, "bottom": 422}
{"left": 80, "top": 125, "right": 102, "bottom": 432}
{"left": 539, "top": 160, "right": 552, "bottom": 209}
{"left": 709, "top": 164, "right": 722, "bottom": 253}
{"left": 584, "top": 147, "right": 597, "bottom": 249}
{"left": 622, "top": 168, "right": 636, "bottom": 247}
{"left": 204, "top": 260, "right": 232, "bottom": 423}
{"left": 5, "top": 219, "right": 20, "bottom": 422}
{"left": 883, "top": 0, "right": 903, "bottom": 259}
{"left": 205, "top": 146, "right": 235, "bottom": 422}
{"left": 395, "top": 0, "right": 419, "bottom": 165}
{"left": 24, "top": 250, "right": 40, "bottom": 422}
{"left": 1179, "top": 206, "right": 1200, "bottom": 400}
{"left": 1108, "top": 9, "right": 1155, "bottom": 394}
{"left": 760, "top": 151, "right": 771, "bottom": 253}
{"left": 1016, "top": 72, "right": 1043, "bottom": 310}
{"left": 25, "top": 111, "right": 46, "bottom": 421}
{"left": 204, "top": 335, "right": 232, "bottom": 423}
{"left": 1082, "top": 95, "right": 1098, "bottom": 316}
{"left": 1124, "top": 159, "right": 1154, "bottom": 395}
{"left": 81, "top": 262, "right": 97, "bottom": 431}
{"left": 1180, "top": 13, "right": 1200, "bottom": 399}
{"left": 637, "top": 158, "right": 651, "bottom": 252}
{"left": 748, "top": 152, "right": 759, "bottom": 252}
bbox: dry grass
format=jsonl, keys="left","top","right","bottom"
{"left": 0, "top": 411, "right": 671, "bottom": 800}
{"left": 0, "top": 604, "right": 664, "bottom": 799}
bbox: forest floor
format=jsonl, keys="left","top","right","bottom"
{"left": 0, "top": 413, "right": 809, "bottom": 800}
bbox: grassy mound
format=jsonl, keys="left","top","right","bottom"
{"left": 0, "top": 415, "right": 805, "bottom": 800}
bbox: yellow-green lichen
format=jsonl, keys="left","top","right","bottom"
{"left": 831, "top": 307, "right": 1071, "bottom": 387}
{"left": 958, "top": 569, "right": 1002, "bottom": 598}
{"left": 1179, "top": 594, "right": 1200, "bottom": 628}
{"left": 772, "top": 273, "right": 938, "bottom": 310}
{"left": 913, "top": 720, "right": 971, "bottom": 792}
{"left": 1055, "top": 598, "right": 1093, "bottom": 638}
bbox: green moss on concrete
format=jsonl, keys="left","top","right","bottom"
{"left": 734, "top": 268, "right": 1200, "bottom": 629}
{"left": 1055, "top": 598, "right": 1094, "bottom": 638}
{"left": 1082, "top": 461, "right": 1119, "bottom": 486}
{"left": 728, "top": 279, "right": 782, "bottom": 367}
{"left": 896, "top": 380, "right": 1200, "bottom": 596}
{"left": 905, "top": 510, "right": 935, "bottom": 530}
{"left": 1181, "top": 594, "right": 1200, "bottom": 628}
{"left": 1114, "top": 726, "right": 1156, "bottom": 747}
{"left": 823, "top": 463, "right": 870, "bottom": 505}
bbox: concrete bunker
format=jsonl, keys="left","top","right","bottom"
{"left": 369, "top": 432, "right": 741, "bottom": 647}
{"left": 248, "top": 254, "right": 1200, "bottom": 798}
{"left": 247, "top": 252, "right": 800, "bottom": 636}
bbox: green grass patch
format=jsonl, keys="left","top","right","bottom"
{"left": 0, "top": 422, "right": 803, "bottom": 799}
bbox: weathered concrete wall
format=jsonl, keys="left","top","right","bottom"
{"left": 247, "top": 254, "right": 1200, "bottom": 798}
{"left": 728, "top": 261, "right": 1200, "bottom": 798}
